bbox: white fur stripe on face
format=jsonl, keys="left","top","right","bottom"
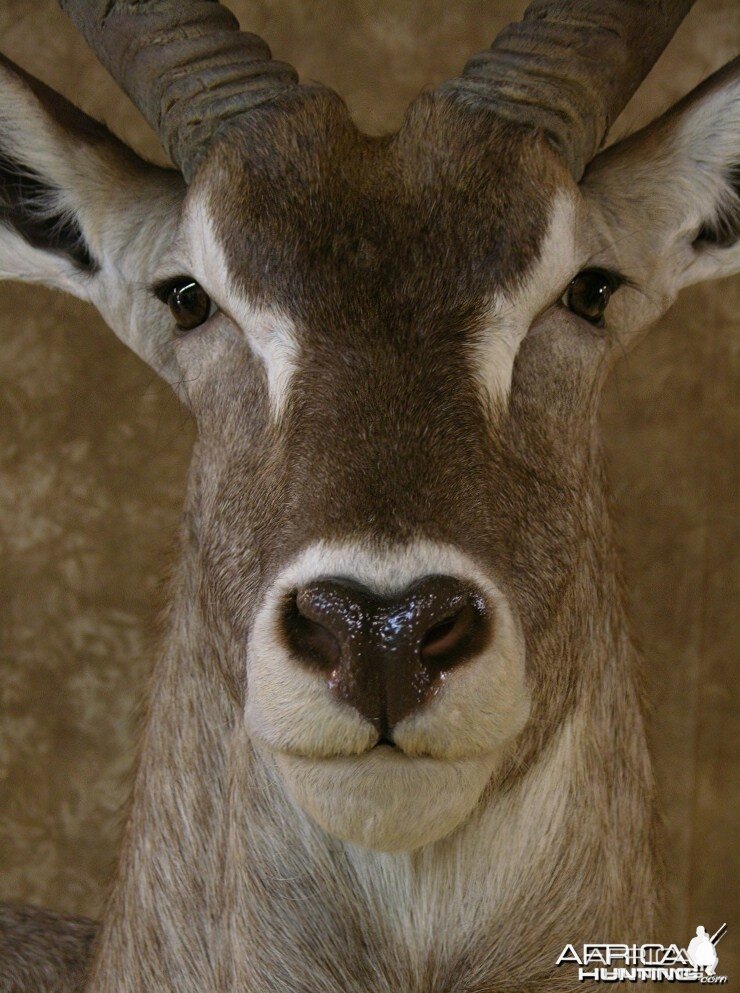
{"left": 469, "top": 193, "right": 579, "bottom": 413}
{"left": 182, "top": 191, "right": 578, "bottom": 420}
{"left": 180, "top": 198, "right": 300, "bottom": 416}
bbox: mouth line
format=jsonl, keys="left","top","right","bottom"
{"left": 271, "top": 743, "right": 496, "bottom": 766}
{"left": 269, "top": 740, "right": 436, "bottom": 763}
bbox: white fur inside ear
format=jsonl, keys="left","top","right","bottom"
{"left": 0, "top": 61, "right": 187, "bottom": 384}
{"left": 0, "top": 223, "right": 86, "bottom": 296}
{"left": 582, "top": 64, "right": 740, "bottom": 329}
{"left": 675, "top": 78, "right": 739, "bottom": 226}
{"left": 0, "top": 68, "right": 94, "bottom": 298}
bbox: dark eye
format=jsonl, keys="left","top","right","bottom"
{"left": 564, "top": 268, "right": 621, "bottom": 326}
{"left": 156, "top": 277, "right": 215, "bottom": 331}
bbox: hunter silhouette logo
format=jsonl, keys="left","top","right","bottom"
{"left": 687, "top": 924, "right": 726, "bottom": 977}
{"left": 556, "top": 923, "right": 728, "bottom": 983}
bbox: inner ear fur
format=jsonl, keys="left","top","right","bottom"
{"left": 581, "top": 58, "right": 740, "bottom": 288}
{"left": 0, "top": 54, "right": 182, "bottom": 282}
{"left": 0, "top": 53, "right": 187, "bottom": 387}
{"left": 0, "top": 150, "right": 99, "bottom": 272}
{"left": 0, "top": 54, "right": 113, "bottom": 272}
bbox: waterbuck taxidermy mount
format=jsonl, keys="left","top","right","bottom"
{"left": 0, "top": 1, "right": 738, "bottom": 991}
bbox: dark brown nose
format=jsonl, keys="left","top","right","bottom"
{"left": 282, "top": 575, "right": 490, "bottom": 737}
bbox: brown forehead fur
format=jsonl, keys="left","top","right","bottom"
{"left": 204, "top": 89, "right": 567, "bottom": 325}
{"left": 189, "top": 88, "right": 573, "bottom": 563}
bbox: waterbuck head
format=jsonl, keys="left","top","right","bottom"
{"left": 0, "top": 1, "right": 737, "bottom": 854}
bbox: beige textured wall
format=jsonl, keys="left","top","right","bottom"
{"left": 0, "top": 0, "right": 737, "bottom": 975}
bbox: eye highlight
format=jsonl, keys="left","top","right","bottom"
{"left": 154, "top": 276, "right": 215, "bottom": 332}
{"left": 563, "top": 268, "right": 623, "bottom": 327}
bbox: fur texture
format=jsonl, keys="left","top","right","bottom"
{"left": 0, "top": 904, "right": 96, "bottom": 993}
{"left": 0, "top": 20, "right": 737, "bottom": 993}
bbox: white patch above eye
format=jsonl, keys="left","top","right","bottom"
{"left": 176, "top": 189, "right": 581, "bottom": 419}
{"left": 470, "top": 192, "right": 579, "bottom": 413}
{"left": 173, "top": 196, "right": 300, "bottom": 416}
{"left": 236, "top": 306, "right": 299, "bottom": 414}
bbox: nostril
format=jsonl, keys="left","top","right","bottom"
{"left": 283, "top": 590, "right": 342, "bottom": 671}
{"left": 281, "top": 574, "right": 491, "bottom": 731}
{"left": 420, "top": 603, "right": 477, "bottom": 662}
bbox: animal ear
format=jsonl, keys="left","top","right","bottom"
{"left": 581, "top": 58, "right": 739, "bottom": 334}
{"left": 0, "top": 54, "right": 186, "bottom": 384}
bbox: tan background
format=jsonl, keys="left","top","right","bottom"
{"left": 0, "top": 0, "right": 737, "bottom": 978}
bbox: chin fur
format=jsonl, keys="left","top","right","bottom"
{"left": 273, "top": 746, "right": 500, "bottom": 852}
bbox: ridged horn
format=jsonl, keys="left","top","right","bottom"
{"left": 438, "top": 0, "right": 696, "bottom": 179}
{"left": 60, "top": 0, "right": 305, "bottom": 181}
